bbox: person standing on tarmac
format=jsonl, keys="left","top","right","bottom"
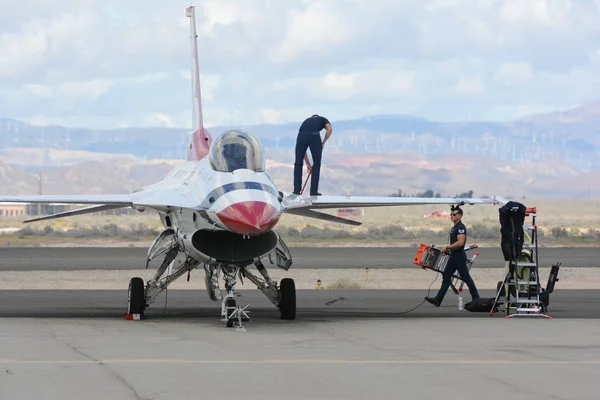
{"left": 292, "top": 114, "right": 332, "bottom": 196}
{"left": 425, "top": 206, "right": 480, "bottom": 306}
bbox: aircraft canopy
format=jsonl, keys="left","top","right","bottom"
{"left": 209, "top": 130, "right": 266, "bottom": 173}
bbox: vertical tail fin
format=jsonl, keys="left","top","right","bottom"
{"left": 185, "top": 4, "right": 212, "bottom": 161}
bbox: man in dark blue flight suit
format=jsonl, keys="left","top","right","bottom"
{"left": 425, "top": 206, "right": 480, "bottom": 306}
{"left": 293, "top": 114, "right": 332, "bottom": 196}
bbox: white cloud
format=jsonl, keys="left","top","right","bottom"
{"left": 272, "top": 1, "right": 352, "bottom": 62}
{"left": 467, "top": 19, "right": 494, "bottom": 45}
{"left": 590, "top": 49, "right": 600, "bottom": 64}
{"left": 20, "top": 79, "right": 120, "bottom": 100}
{"left": 146, "top": 113, "right": 176, "bottom": 127}
{"left": 62, "top": 80, "right": 115, "bottom": 98}
{"left": 0, "top": 29, "right": 48, "bottom": 78}
{"left": 494, "top": 63, "right": 533, "bottom": 85}
{"left": 320, "top": 72, "right": 356, "bottom": 100}
{"left": 498, "top": 0, "right": 574, "bottom": 26}
{"left": 175, "top": 71, "right": 220, "bottom": 101}
{"left": 14, "top": 79, "right": 114, "bottom": 103}
{"left": 268, "top": 67, "right": 416, "bottom": 103}
{"left": 425, "top": 0, "right": 458, "bottom": 12}
{"left": 128, "top": 72, "right": 170, "bottom": 85}
{"left": 201, "top": 0, "right": 264, "bottom": 37}
{"left": 22, "top": 84, "right": 53, "bottom": 98}
{"left": 261, "top": 108, "right": 282, "bottom": 124}
{"left": 474, "top": 0, "right": 503, "bottom": 9}
{"left": 453, "top": 76, "right": 486, "bottom": 95}
{"left": 498, "top": 0, "right": 552, "bottom": 24}
{"left": 24, "top": 115, "right": 128, "bottom": 129}
{"left": 0, "top": 0, "right": 599, "bottom": 128}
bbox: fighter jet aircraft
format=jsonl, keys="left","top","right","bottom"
{"left": 0, "top": 5, "right": 502, "bottom": 327}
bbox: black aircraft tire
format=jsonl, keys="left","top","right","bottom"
{"left": 127, "top": 277, "right": 146, "bottom": 315}
{"left": 279, "top": 278, "right": 296, "bottom": 320}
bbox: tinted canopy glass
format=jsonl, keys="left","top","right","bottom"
{"left": 209, "top": 130, "right": 266, "bottom": 172}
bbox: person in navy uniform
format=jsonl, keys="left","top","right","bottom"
{"left": 425, "top": 205, "right": 480, "bottom": 306}
{"left": 293, "top": 114, "right": 332, "bottom": 196}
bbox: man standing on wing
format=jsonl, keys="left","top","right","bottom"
{"left": 292, "top": 114, "right": 332, "bottom": 196}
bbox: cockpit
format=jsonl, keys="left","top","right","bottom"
{"left": 208, "top": 130, "right": 266, "bottom": 173}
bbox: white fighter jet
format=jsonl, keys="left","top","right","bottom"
{"left": 0, "top": 6, "right": 502, "bottom": 327}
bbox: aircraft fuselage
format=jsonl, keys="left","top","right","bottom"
{"left": 134, "top": 155, "right": 286, "bottom": 266}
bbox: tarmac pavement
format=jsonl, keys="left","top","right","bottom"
{"left": 1, "top": 247, "right": 599, "bottom": 400}
{"left": 1, "top": 289, "right": 599, "bottom": 400}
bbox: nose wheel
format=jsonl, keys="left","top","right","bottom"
{"left": 221, "top": 293, "right": 250, "bottom": 330}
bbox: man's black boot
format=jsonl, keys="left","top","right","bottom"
{"left": 425, "top": 296, "right": 441, "bottom": 307}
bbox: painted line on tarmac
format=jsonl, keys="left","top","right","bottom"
{"left": 1, "top": 359, "right": 599, "bottom": 365}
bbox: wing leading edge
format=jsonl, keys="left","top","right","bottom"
{"left": 282, "top": 193, "right": 505, "bottom": 213}
{"left": 0, "top": 194, "right": 133, "bottom": 205}
{"left": 0, "top": 194, "right": 136, "bottom": 223}
{"left": 23, "top": 204, "right": 130, "bottom": 223}
{"left": 0, "top": 190, "right": 211, "bottom": 223}
{"left": 280, "top": 193, "right": 505, "bottom": 225}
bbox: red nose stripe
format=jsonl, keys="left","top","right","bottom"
{"left": 217, "top": 201, "right": 280, "bottom": 235}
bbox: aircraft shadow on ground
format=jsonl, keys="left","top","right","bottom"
{"left": 0, "top": 289, "right": 596, "bottom": 320}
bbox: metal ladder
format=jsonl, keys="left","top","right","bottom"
{"left": 503, "top": 207, "right": 550, "bottom": 319}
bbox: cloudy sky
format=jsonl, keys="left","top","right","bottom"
{"left": 1, "top": 0, "right": 600, "bottom": 130}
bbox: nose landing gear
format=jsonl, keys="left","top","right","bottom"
{"left": 221, "top": 293, "right": 250, "bottom": 331}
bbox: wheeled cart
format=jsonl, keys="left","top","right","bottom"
{"left": 413, "top": 243, "right": 480, "bottom": 295}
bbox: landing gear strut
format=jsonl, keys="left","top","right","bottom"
{"left": 221, "top": 293, "right": 250, "bottom": 331}
{"left": 217, "top": 265, "right": 251, "bottom": 330}
{"left": 240, "top": 260, "right": 297, "bottom": 321}
{"left": 216, "top": 260, "right": 298, "bottom": 327}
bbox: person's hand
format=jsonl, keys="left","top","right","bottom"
{"left": 305, "top": 162, "right": 312, "bottom": 173}
{"left": 441, "top": 246, "right": 449, "bottom": 253}
{"left": 322, "top": 140, "right": 326, "bottom": 149}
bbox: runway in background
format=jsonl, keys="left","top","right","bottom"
{"left": 0, "top": 246, "right": 596, "bottom": 271}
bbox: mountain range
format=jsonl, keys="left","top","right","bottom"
{"left": 1, "top": 101, "right": 599, "bottom": 199}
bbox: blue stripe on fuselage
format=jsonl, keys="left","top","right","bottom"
{"left": 199, "top": 181, "right": 280, "bottom": 209}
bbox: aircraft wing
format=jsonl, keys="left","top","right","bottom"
{"left": 284, "top": 208, "right": 362, "bottom": 226}
{"left": 280, "top": 193, "right": 504, "bottom": 225}
{"left": 22, "top": 204, "right": 130, "bottom": 223}
{"left": 0, "top": 190, "right": 209, "bottom": 223}
{"left": 0, "top": 194, "right": 134, "bottom": 206}
{"left": 0, "top": 194, "right": 138, "bottom": 223}
{"left": 282, "top": 193, "right": 505, "bottom": 212}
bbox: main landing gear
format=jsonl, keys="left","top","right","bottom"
{"left": 125, "top": 254, "right": 297, "bottom": 328}
{"left": 127, "top": 277, "right": 146, "bottom": 315}
{"left": 278, "top": 278, "right": 296, "bottom": 320}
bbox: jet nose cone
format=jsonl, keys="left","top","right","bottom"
{"left": 217, "top": 201, "right": 280, "bottom": 235}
